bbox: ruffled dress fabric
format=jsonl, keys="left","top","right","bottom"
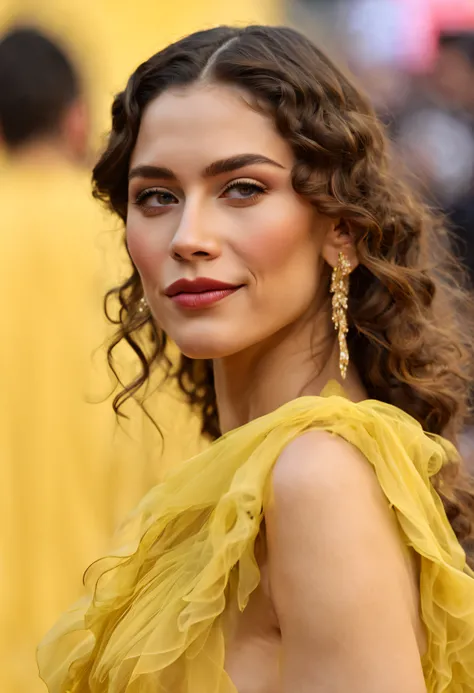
{"left": 37, "top": 383, "right": 474, "bottom": 693}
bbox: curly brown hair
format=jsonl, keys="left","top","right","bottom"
{"left": 93, "top": 25, "right": 474, "bottom": 550}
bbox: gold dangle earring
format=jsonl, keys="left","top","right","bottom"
{"left": 330, "top": 252, "right": 351, "bottom": 379}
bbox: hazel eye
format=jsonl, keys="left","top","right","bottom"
{"left": 135, "top": 188, "right": 179, "bottom": 207}
{"left": 221, "top": 180, "right": 267, "bottom": 201}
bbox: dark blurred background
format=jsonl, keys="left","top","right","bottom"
{"left": 290, "top": 0, "right": 474, "bottom": 284}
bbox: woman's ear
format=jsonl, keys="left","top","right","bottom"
{"left": 321, "top": 219, "right": 359, "bottom": 271}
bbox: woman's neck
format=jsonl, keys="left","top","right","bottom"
{"left": 213, "top": 307, "right": 351, "bottom": 433}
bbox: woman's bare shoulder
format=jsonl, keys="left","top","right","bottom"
{"left": 265, "top": 430, "right": 426, "bottom": 692}
{"left": 272, "top": 429, "right": 380, "bottom": 503}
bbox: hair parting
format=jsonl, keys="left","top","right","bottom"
{"left": 93, "top": 25, "right": 474, "bottom": 558}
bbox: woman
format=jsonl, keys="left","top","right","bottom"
{"left": 38, "top": 25, "right": 474, "bottom": 693}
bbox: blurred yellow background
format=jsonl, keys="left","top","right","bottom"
{"left": 0, "top": 2, "right": 281, "bottom": 692}
{"left": 0, "top": 0, "right": 281, "bottom": 146}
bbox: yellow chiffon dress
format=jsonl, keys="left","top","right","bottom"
{"left": 37, "top": 384, "right": 474, "bottom": 693}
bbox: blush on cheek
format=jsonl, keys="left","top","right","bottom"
{"left": 126, "top": 224, "right": 159, "bottom": 277}
{"left": 126, "top": 226, "right": 170, "bottom": 305}
{"left": 241, "top": 219, "right": 310, "bottom": 271}
{"left": 125, "top": 227, "right": 142, "bottom": 268}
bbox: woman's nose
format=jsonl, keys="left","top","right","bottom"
{"left": 169, "top": 205, "right": 222, "bottom": 262}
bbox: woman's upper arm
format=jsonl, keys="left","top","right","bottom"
{"left": 265, "top": 431, "right": 426, "bottom": 693}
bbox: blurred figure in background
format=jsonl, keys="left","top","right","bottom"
{"left": 435, "top": 32, "right": 474, "bottom": 288}
{"left": 0, "top": 27, "right": 89, "bottom": 164}
{"left": 338, "top": 0, "right": 474, "bottom": 285}
{"left": 393, "top": 30, "right": 474, "bottom": 285}
{"left": 384, "top": 29, "right": 474, "bottom": 475}
{"left": 0, "top": 26, "right": 203, "bottom": 693}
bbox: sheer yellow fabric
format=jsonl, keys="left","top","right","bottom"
{"left": 38, "top": 385, "right": 474, "bottom": 693}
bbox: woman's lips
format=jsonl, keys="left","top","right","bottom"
{"left": 170, "top": 287, "right": 241, "bottom": 309}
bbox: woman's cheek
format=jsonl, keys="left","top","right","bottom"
{"left": 126, "top": 222, "right": 160, "bottom": 279}
{"left": 238, "top": 215, "right": 309, "bottom": 272}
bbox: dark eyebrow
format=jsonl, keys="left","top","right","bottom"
{"left": 203, "top": 154, "right": 286, "bottom": 177}
{"left": 128, "top": 154, "right": 285, "bottom": 183}
{"left": 128, "top": 165, "right": 174, "bottom": 181}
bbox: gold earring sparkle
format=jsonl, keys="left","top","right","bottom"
{"left": 330, "top": 252, "right": 351, "bottom": 379}
{"left": 137, "top": 296, "right": 148, "bottom": 314}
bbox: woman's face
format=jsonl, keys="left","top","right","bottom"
{"left": 127, "top": 83, "right": 335, "bottom": 359}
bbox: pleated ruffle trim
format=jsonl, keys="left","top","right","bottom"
{"left": 38, "top": 385, "right": 474, "bottom": 693}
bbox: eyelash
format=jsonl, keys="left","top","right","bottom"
{"left": 221, "top": 179, "right": 268, "bottom": 198}
{"left": 133, "top": 179, "right": 268, "bottom": 206}
{"left": 134, "top": 188, "right": 172, "bottom": 205}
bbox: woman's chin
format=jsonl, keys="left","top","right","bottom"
{"left": 175, "top": 335, "right": 242, "bottom": 360}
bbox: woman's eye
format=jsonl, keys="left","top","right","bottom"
{"left": 221, "top": 181, "right": 267, "bottom": 200}
{"left": 134, "top": 189, "right": 178, "bottom": 207}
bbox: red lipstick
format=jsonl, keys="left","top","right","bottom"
{"left": 164, "top": 278, "right": 243, "bottom": 309}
